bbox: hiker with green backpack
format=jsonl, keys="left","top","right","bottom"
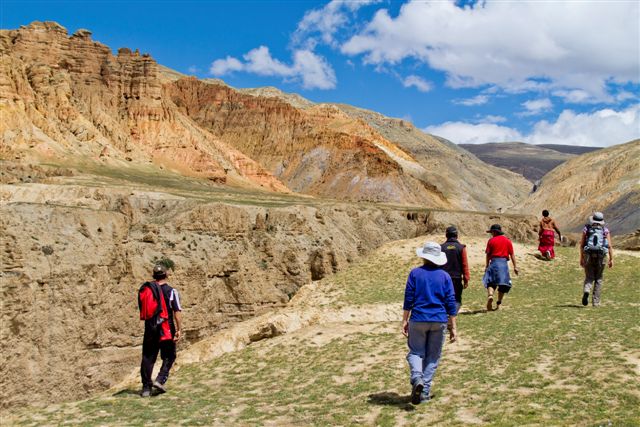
{"left": 580, "top": 212, "right": 614, "bottom": 307}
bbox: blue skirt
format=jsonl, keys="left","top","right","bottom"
{"left": 482, "top": 258, "right": 512, "bottom": 288}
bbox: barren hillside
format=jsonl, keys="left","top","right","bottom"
{"left": 0, "top": 164, "right": 538, "bottom": 408}
{"left": 521, "top": 139, "right": 640, "bottom": 234}
{"left": 334, "top": 105, "right": 532, "bottom": 211}
{"left": 459, "top": 142, "right": 578, "bottom": 182}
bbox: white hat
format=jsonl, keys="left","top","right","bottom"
{"left": 589, "top": 211, "right": 605, "bottom": 225}
{"left": 415, "top": 241, "right": 447, "bottom": 266}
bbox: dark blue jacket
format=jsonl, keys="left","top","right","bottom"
{"left": 403, "top": 265, "right": 457, "bottom": 322}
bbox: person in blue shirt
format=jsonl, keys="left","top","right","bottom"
{"left": 402, "top": 241, "right": 458, "bottom": 405}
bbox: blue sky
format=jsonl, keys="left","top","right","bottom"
{"left": 2, "top": 0, "right": 639, "bottom": 147}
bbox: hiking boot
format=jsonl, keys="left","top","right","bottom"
{"left": 495, "top": 300, "right": 502, "bottom": 310}
{"left": 544, "top": 250, "right": 551, "bottom": 260}
{"left": 582, "top": 292, "right": 589, "bottom": 306}
{"left": 140, "top": 387, "right": 152, "bottom": 397}
{"left": 420, "top": 391, "right": 431, "bottom": 402}
{"left": 152, "top": 380, "right": 166, "bottom": 394}
{"left": 411, "top": 380, "right": 424, "bottom": 405}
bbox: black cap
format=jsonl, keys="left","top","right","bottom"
{"left": 153, "top": 263, "right": 168, "bottom": 278}
{"left": 486, "top": 224, "right": 502, "bottom": 233}
{"left": 445, "top": 226, "right": 458, "bottom": 237}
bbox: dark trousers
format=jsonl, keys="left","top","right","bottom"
{"left": 451, "top": 277, "right": 463, "bottom": 304}
{"left": 140, "top": 330, "right": 177, "bottom": 388}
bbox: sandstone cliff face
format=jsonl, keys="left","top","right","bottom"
{"left": 0, "top": 184, "right": 406, "bottom": 407}
{"left": 521, "top": 139, "right": 640, "bottom": 234}
{"left": 166, "top": 79, "right": 452, "bottom": 207}
{"left": 0, "top": 22, "right": 287, "bottom": 192}
{"left": 0, "top": 167, "right": 538, "bottom": 408}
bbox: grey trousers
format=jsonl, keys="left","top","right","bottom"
{"left": 583, "top": 254, "right": 606, "bottom": 306}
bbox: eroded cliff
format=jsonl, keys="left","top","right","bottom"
{"left": 0, "top": 21, "right": 287, "bottom": 191}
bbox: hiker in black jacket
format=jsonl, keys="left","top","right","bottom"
{"left": 441, "top": 226, "right": 470, "bottom": 314}
{"left": 138, "top": 264, "right": 183, "bottom": 397}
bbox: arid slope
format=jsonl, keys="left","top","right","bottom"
{"left": 521, "top": 139, "right": 640, "bottom": 234}
{"left": 460, "top": 142, "right": 579, "bottom": 182}
{"left": 334, "top": 105, "right": 532, "bottom": 211}
{"left": 1, "top": 21, "right": 537, "bottom": 211}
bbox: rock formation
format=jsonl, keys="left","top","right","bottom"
{"left": 3, "top": 21, "right": 621, "bottom": 411}
{"left": 0, "top": 21, "right": 287, "bottom": 192}
{"left": 334, "top": 105, "right": 532, "bottom": 211}
{"left": 459, "top": 142, "right": 583, "bottom": 182}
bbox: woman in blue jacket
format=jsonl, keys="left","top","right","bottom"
{"left": 402, "top": 241, "right": 458, "bottom": 405}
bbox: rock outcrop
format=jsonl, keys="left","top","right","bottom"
{"left": 334, "top": 105, "right": 533, "bottom": 211}
{"left": 0, "top": 21, "right": 287, "bottom": 192}
{"left": 166, "top": 78, "right": 452, "bottom": 207}
{"left": 521, "top": 139, "right": 640, "bottom": 234}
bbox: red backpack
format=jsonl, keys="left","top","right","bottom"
{"left": 138, "top": 281, "right": 172, "bottom": 340}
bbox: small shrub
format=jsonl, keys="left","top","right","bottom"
{"left": 153, "top": 256, "right": 175, "bottom": 271}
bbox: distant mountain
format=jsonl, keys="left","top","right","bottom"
{"left": 521, "top": 139, "right": 640, "bottom": 234}
{"left": 332, "top": 105, "right": 531, "bottom": 211}
{"left": 459, "top": 142, "right": 579, "bottom": 182}
{"left": 537, "top": 144, "right": 602, "bottom": 155}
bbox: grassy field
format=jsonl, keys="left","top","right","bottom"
{"left": 6, "top": 242, "right": 639, "bottom": 426}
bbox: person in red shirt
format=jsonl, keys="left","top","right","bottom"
{"left": 482, "top": 224, "right": 518, "bottom": 311}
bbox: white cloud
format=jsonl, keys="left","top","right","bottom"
{"left": 292, "top": 50, "right": 338, "bottom": 90}
{"left": 615, "top": 91, "right": 636, "bottom": 103}
{"left": 292, "top": 0, "right": 380, "bottom": 49}
{"left": 425, "top": 122, "right": 523, "bottom": 145}
{"left": 521, "top": 98, "right": 553, "bottom": 116}
{"left": 210, "top": 56, "right": 243, "bottom": 75}
{"left": 426, "top": 105, "right": 640, "bottom": 147}
{"left": 341, "top": 0, "right": 639, "bottom": 102}
{"left": 552, "top": 89, "right": 593, "bottom": 104}
{"left": 210, "top": 46, "right": 336, "bottom": 90}
{"left": 454, "top": 95, "right": 489, "bottom": 106}
{"left": 527, "top": 104, "right": 640, "bottom": 147}
{"left": 482, "top": 115, "right": 506, "bottom": 124}
{"left": 187, "top": 65, "right": 200, "bottom": 74}
{"left": 402, "top": 75, "right": 432, "bottom": 92}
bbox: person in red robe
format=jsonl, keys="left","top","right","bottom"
{"left": 538, "top": 210, "right": 562, "bottom": 260}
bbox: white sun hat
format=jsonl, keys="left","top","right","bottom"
{"left": 415, "top": 241, "right": 448, "bottom": 266}
{"left": 589, "top": 211, "right": 605, "bottom": 225}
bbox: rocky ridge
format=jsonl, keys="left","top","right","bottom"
{"left": 459, "top": 142, "right": 579, "bottom": 182}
